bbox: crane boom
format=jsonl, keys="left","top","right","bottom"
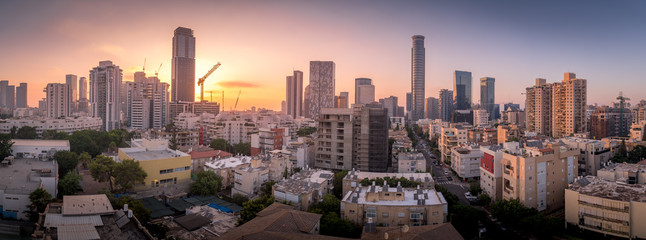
{"left": 234, "top": 90, "right": 241, "bottom": 110}
{"left": 155, "top": 63, "right": 162, "bottom": 77}
{"left": 198, "top": 62, "right": 221, "bottom": 102}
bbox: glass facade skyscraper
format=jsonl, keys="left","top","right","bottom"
{"left": 411, "top": 35, "right": 425, "bottom": 121}
{"left": 171, "top": 27, "right": 196, "bottom": 102}
{"left": 454, "top": 70, "right": 472, "bottom": 110}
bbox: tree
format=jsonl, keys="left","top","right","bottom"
{"left": 27, "top": 188, "right": 52, "bottom": 222}
{"left": 190, "top": 171, "right": 223, "bottom": 195}
{"left": 114, "top": 195, "right": 152, "bottom": 224}
{"left": 209, "top": 138, "right": 230, "bottom": 151}
{"left": 0, "top": 133, "right": 13, "bottom": 160}
{"left": 450, "top": 204, "right": 486, "bottom": 239}
{"left": 333, "top": 170, "right": 349, "bottom": 198}
{"left": 165, "top": 122, "right": 179, "bottom": 150}
{"left": 319, "top": 212, "right": 362, "bottom": 238}
{"left": 310, "top": 194, "right": 340, "bottom": 214}
{"left": 297, "top": 126, "right": 317, "bottom": 136}
{"left": 41, "top": 130, "right": 69, "bottom": 140}
{"left": 79, "top": 152, "right": 92, "bottom": 169}
{"left": 54, "top": 150, "right": 79, "bottom": 178}
{"left": 238, "top": 195, "right": 275, "bottom": 225}
{"left": 10, "top": 126, "right": 17, "bottom": 138}
{"left": 476, "top": 193, "right": 492, "bottom": 206}
{"left": 469, "top": 182, "right": 483, "bottom": 196}
{"left": 16, "top": 126, "right": 38, "bottom": 139}
{"left": 113, "top": 159, "right": 147, "bottom": 192}
{"left": 232, "top": 142, "right": 251, "bottom": 156}
{"left": 260, "top": 181, "right": 276, "bottom": 197}
{"left": 231, "top": 193, "right": 250, "bottom": 206}
{"left": 90, "top": 155, "right": 116, "bottom": 191}
{"left": 58, "top": 172, "right": 82, "bottom": 197}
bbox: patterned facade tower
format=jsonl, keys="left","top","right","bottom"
{"left": 308, "top": 61, "right": 335, "bottom": 119}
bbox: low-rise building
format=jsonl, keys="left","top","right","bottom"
{"left": 231, "top": 158, "right": 270, "bottom": 198}
{"left": 251, "top": 127, "right": 288, "bottom": 156}
{"left": 118, "top": 138, "right": 192, "bottom": 191}
{"left": 341, "top": 183, "right": 447, "bottom": 227}
{"left": 597, "top": 162, "right": 646, "bottom": 184}
{"left": 630, "top": 122, "right": 645, "bottom": 142}
{"left": 439, "top": 123, "right": 471, "bottom": 163}
{"left": 479, "top": 142, "right": 520, "bottom": 201}
{"left": 272, "top": 168, "right": 334, "bottom": 211}
{"left": 450, "top": 144, "right": 483, "bottom": 180}
{"left": 285, "top": 139, "right": 314, "bottom": 169}
{"left": 342, "top": 170, "right": 434, "bottom": 198}
{"left": 497, "top": 124, "right": 520, "bottom": 144}
{"left": 397, "top": 152, "right": 426, "bottom": 173}
{"left": 179, "top": 145, "right": 232, "bottom": 174}
{"left": 565, "top": 174, "right": 646, "bottom": 239}
{"left": 204, "top": 156, "right": 252, "bottom": 187}
{"left": 11, "top": 139, "right": 70, "bottom": 160}
{"left": 561, "top": 137, "right": 613, "bottom": 176}
{"left": 0, "top": 157, "right": 58, "bottom": 220}
{"left": 220, "top": 203, "right": 324, "bottom": 239}
{"left": 501, "top": 141, "right": 578, "bottom": 211}
{"left": 428, "top": 119, "right": 449, "bottom": 138}
{"left": 390, "top": 117, "right": 405, "bottom": 129}
{"left": 0, "top": 117, "right": 102, "bottom": 137}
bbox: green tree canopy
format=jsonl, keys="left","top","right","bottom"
{"left": 297, "top": 126, "right": 317, "bottom": 136}
{"left": 89, "top": 155, "right": 116, "bottom": 191}
{"left": 0, "top": 133, "right": 13, "bottom": 160}
{"left": 260, "top": 181, "right": 276, "bottom": 197}
{"left": 41, "top": 130, "right": 69, "bottom": 140}
{"left": 113, "top": 159, "right": 147, "bottom": 192}
{"left": 190, "top": 171, "right": 223, "bottom": 195}
{"left": 58, "top": 172, "right": 82, "bottom": 197}
{"left": 209, "top": 138, "right": 230, "bottom": 151}
{"left": 27, "top": 188, "right": 52, "bottom": 222}
{"left": 232, "top": 142, "right": 251, "bottom": 156}
{"left": 16, "top": 126, "right": 38, "bottom": 139}
{"left": 114, "top": 195, "right": 152, "bottom": 224}
{"left": 333, "top": 170, "right": 349, "bottom": 198}
{"left": 54, "top": 150, "right": 79, "bottom": 177}
{"left": 79, "top": 152, "right": 92, "bottom": 169}
{"left": 238, "top": 195, "right": 275, "bottom": 225}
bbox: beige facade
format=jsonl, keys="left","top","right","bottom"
{"left": 266, "top": 151, "right": 294, "bottom": 182}
{"left": 272, "top": 168, "right": 334, "bottom": 211}
{"left": 342, "top": 170, "right": 434, "bottom": 198}
{"left": 525, "top": 78, "right": 552, "bottom": 136}
{"left": 565, "top": 175, "right": 646, "bottom": 239}
{"left": 314, "top": 108, "right": 354, "bottom": 171}
{"left": 397, "top": 152, "right": 426, "bottom": 173}
{"left": 450, "top": 144, "right": 483, "bottom": 179}
{"left": 552, "top": 73, "right": 587, "bottom": 138}
{"left": 501, "top": 142, "right": 578, "bottom": 211}
{"left": 439, "top": 123, "right": 471, "bottom": 163}
{"left": 232, "top": 158, "right": 269, "bottom": 198}
{"left": 341, "top": 184, "right": 447, "bottom": 227}
{"left": 204, "top": 156, "right": 252, "bottom": 187}
{"left": 560, "top": 137, "right": 612, "bottom": 176}
{"left": 497, "top": 124, "right": 520, "bottom": 144}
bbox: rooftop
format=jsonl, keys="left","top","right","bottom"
{"left": 569, "top": 176, "right": 646, "bottom": 202}
{"left": 188, "top": 150, "right": 233, "bottom": 160}
{"left": 220, "top": 203, "right": 323, "bottom": 240}
{"left": 398, "top": 152, "right": 425, "bottom": 161}
{"left": 205, "top": 156, "right": 252, "bottom": 169}
{"left": 274, "top": 168, "right": 334, "bottom": 195}
{"left": 0, "top": 158, "right": 57, "bottom": 195}
{"left": 342, "top": 186, "right": 447, "bottom": 206}
{"left": 361, "top": 223, "right": 464, "bottom": 240}
{"left": 120, "top": 148, "right": 189, "bottom": 161}
{"left": 62, "top": 195, "right": 115, "bottom": 216}
{"left": 11, "top": 139, "right": 70, "bottom": 148}
{"left": 346, "top": 170, "right": 433, "bottom": 183}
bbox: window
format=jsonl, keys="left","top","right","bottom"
{"left": 366, "top": 208, "right": 377, "bottom": 218}
{"left": 349, "top": 210, "right": 355, "bottom": 214}
{"left": 160, "top": 169, "right": 173, "bottom": 174}
{"left": 382, "top": 212, "right": 389, "bottom": 218}
{"left": 398, "top": 212, "right": 405, "bottom": 218}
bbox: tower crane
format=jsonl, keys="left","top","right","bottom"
{"left": 198, "top": 62, "right": 221, "bottom": 102}
{"left": 155, "top": 63, "right": 162, "bottom": 77}
{"left": 617, "top": 92, "right": 630, "bottom": 137}
{"left": 206, "top": 90, "right": 216, "bottom": 102}
{"left": 233, "top": 90, "right": 241, "bottom": 111}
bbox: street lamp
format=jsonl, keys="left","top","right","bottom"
{"left": 383, "top": 225, "right": 409, "bottom": 240}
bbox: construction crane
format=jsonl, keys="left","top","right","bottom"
{"left": 233, "top": 90, "right": 241, "bottom": 111}
{"left": 617, "top": 92, "right": 630, "bottom": 137}
{"left": 198, "top": 62, "right": 221, "bottom": 102}
{"left": 206, "top": 90, "right": 216, "bottom": 102}
{"left": 142, "top": 58, "right": 146, "bottom": 72}
{"left": 155, "top": 63, "right": 162, "bottom": 77}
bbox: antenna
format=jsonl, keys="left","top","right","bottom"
{"left": 143, "top": 58, "right": 146, "bottom": 72}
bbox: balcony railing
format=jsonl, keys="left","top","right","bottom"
{"left": 578, "top": 201, "right": 629, "bottom": 213}
{"left": 579, "top": 223, "right": 629, "bottom": 237}
{"left": 580, "top": 213, "right": 629, "bottom": 224}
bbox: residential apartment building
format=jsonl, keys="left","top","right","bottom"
{"left": 335, "top": 92, "right": 349, "bottom": 109}
{"left": 285, "top": 139, "right": 314, "bottom": 169}
{"left": 314, "top": 108, "right": 354, "bottom": 171}
{"left": 565, "top": 165, "right": 646, "bottom": 239}
{"left": 250, "top": 128, "right": 287, "bottom": 156}
{"left": 0, "top": 117, "right": 102, "bottom": 137}
{"left": 561, "top": 137, "right": 612, "bottom": 176}
{"left": 90, "top": 61, "right": 122, "bottom": 131}
{"left": 397, "top": 152, "right": 426, "bottom": 173}
{"left": 0, "top": 157, "right": 58, "bottom": 220}
{"left": 352, "top": 103, "right": 389, "bottom": 172}
{"left": 272, "top": 168, "right": 334, "bottom": 211}
{"left": 552, "top": 73, "right": 587, "bottom": 138}
{"left": 341, "top": 184, "right": 447, "bottom": 227}
{"left": 118, "top": 138, "right": 191, "bottom": 191}
{"left": 450, "top": 144, "right": 483, "bottom": 180}
{"left": 232, "top": 158, "right": 269, "bottom": 198}
{"left": 125, "top": 73, "right": 170, "bottom": 129}
{"left": 502, "top": 106, "right": 525, "bottom": 128}
{"left": 204, "top": 156, "right": 252, "bottom": 187}
{"left": 497, "top": 124, "right": 520, "bottom": 144}
{"left": 286, "top": 70, "right": 303, "bottom": 119}
{"left": 308, "top": 61, "right": 335, "bottom": 119}
{"left": 45, "top": 83, "right": 72, "bottom": 118}
{"left": 379, "top": 96, "right": 398, "bottom": 118}
{"left": 589, "top": 106, "right": 632, "bottom": 139}
{"left": 439, "top": 123, "right": 471, "bottom": 162}
{"left": 501, "top": 141, "right": 578, "bottom": 211}
{"left": 341, "top": 170, "right": 434, "bottom": 198}
{"left": 178, "top": 145, "right": 232, "bottom": 174}
{"left": 480, "top": 143, "right": 521, "bottom": 201}
{"left": 525, "top": 78, "right": 553, "bottom": 136}
{"left": 473, "top": 108, "right": 489, "bottom": 127}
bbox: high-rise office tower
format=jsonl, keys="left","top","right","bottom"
{"left": 0, "top": 80, "right": 7, "bottom": 107}
{"left": 172, "top": 27, "right": 196, "bottom": 102}
{"left": 126, "top": 72, "right": 170, "bottom": 129}
{"left": 353, "top": 103, "right": 389, "bottom": 172}
{"left": 355, "top": 78, "right": 374, "bottom": 104}
{"left": 45, "top": 83, "right": 71, "bottom": 118}
{"left": 454, "top": 70, "right": 472, "bottom": 110}
{"left": 0, "top": 81, "right": 16, "bottom": 109}
{"left": 379, "top": 96, "right": 398, "bottom": 119}
{"left": 308, "top": 61, "right": 335, "bottom": 119}
{"left": 439, "top": 89, "right": 454, "bottom": 122}
{"left": 90, "top": 61, "right": 122, "bottom": 131}
{"left": 480, "top": 77, "right": 496, "bottom": 120}
{"left": 280, "top": 101, "right": 286, "bottom": 114}
{"left": 525, "top": 78, "right": 553, "bottom": 136}
{"left": 552, "top": 73, "right": 587, "bottom": 138}
{"left": 286, "top": 70, "right": 303, "bottom": 119}
{"left": 336, "top": 92, "right": 349, "bottom": 108}
{"left": 79, "top": 77, "right": 88, "bottom": 100}
{"left": 406, "top": 92, "right": 412, "bottom": 112}
{"left": 411, "top": 35, "right": 425, "bottom": 121}
{"left": 304, "top": 85, "right": 310, "bottom": 118}
{"left": 426, "top": 97, "right": 439, "bottom": 120}
{"left": 78, "top": 77, "right": 89, "bottom": 113}
{"left": 16, "top": 83, "right": 27, "bottom": 108}
{"left": 66, "top": 74, "right": 78, "bottom": 112}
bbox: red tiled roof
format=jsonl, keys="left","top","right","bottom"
{"left": 189, "top": 150, "right": 232, "bottom": 159}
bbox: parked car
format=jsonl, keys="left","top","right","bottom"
{"left": 465, "top": 192, "right": 477, "bottom": 202}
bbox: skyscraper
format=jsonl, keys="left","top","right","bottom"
{"left": 90, "top": 61, "right": 122, "bottom": 131}
{"left": 45, "top": 83, "right": 71, "bottom": 118}
{"left": 304, "top": 85, "right": 310, "bottom": 118}
{"left": 454, "top": 70, "right": 472, "bottom": 110}
{"left": 353, "top": 103, "right": 389, "bottom": 172}
{"left": 337, "top": 92, "right": 349, "bottom": 108}
{"left": 16, "top": 83, "right": 27, "bottom": 108}
{"left": 286, "top": 70, "right": 303, "bottom": 119}
{"left": 79, "top": 77, "right": 88, "bottom": 100}
{"left": 406, "top": 92, "right": 412, "bottom": 112}
{"left": 439, "top": 89, "right": 454, "bottom": 122}
{"left": 171, "top": 27, "right": 196, "bottom": 102}
{"left": 125, "top": 71, "right": 170, "bottom": 129}
{"left": 426, "top": 97, "right": 439, "bottom": 120}
{"left": 480, "top": 77, "right": 495, "bottom": 120}
{"left": 355, "top": 78, "right": 374, "bottom": 104}
{"left": 552, "top": 73, "right": 587, "bottom": 138}
{"left": 66, "top": 74, "right": 78, "bottom": 112}
{"left": 525, "top": 78, "right": 553, "bottom": 136}
{"left": 379, "top": 96, "right": 398, "bottom": 118}
{"left": 0, "top": 80, "right": 7, "bottom": 107}
{"left": 308, "top": 61, "right": 335, "bottom": 119}
{"left": 411, "top": 35, "right": 425, "bottom": 121}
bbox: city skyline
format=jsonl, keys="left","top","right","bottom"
{"left": 1, "top": 1, "right": 645, "bottom": 110}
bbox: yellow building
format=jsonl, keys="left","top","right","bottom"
{"left": 565, "top": 175, "right": 646, "bottom": 239}
{"left": 118, "top": 139, "right": 192, "bottom": 191}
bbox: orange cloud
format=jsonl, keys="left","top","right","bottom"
{"left": 216, "top": 81, "right": 260, "bottom": 88}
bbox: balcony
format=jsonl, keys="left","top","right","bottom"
{"left": 578, "top": 201, "right": 629, "bottom": 213}
{"left": 580, "top": 213, "right": 628, "bottom": 224}
{"left": 579, "top": 222, "right": 629, "bottom": 237}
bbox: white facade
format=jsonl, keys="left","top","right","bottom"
{"left": 0, "top": 118, "right": 101, "bottom": 138}
{"left": 450, "top": 144, "right": 483, "bottom": 179}
{"left": 90, "top": 61, "right": 122, "bottom": 131}
{"left": 397, "top": 152, "right": 426, "bottom": 173}
{"left": 357, "top": 84, "right": 375, "bottom": 105}
{"left": 10, "top": 140, "right": 70, "bottom": 159}
{"left": 45, "top": 83, "right": 71, "bottom": 119}
{"left": 0, "top": 158, "right": 58, "bottom": 220}
{"left": 473, "top": 108, "right": 489, "bottom": 127}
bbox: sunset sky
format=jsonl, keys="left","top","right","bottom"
{"left": 1, "top": 0, "right": 645, "bottom": 110}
